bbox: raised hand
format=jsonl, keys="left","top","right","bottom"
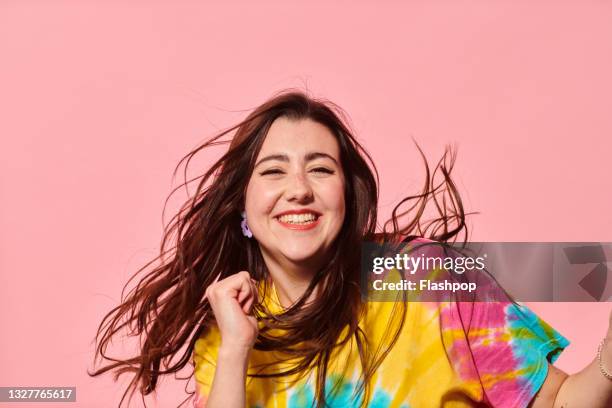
{"left": 204, "top": 271, "right": 259, "bottom": 352}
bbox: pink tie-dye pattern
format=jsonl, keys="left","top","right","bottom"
{"left": 440, "top": 301, "right": 543, "bottom": 407}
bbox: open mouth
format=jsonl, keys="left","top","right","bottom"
{"left": 276, "top": 213, "right": 320, "bottom": 225}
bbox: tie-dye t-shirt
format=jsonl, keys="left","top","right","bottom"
{"left": 192, "top": 246, "right": 569, "bottom": 407}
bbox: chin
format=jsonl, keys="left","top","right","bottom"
{"left": 282, "top": 251, "right": 319, "bottom": 263}
{"left": 280, "top": 246, "right": 324, "bottom": 264}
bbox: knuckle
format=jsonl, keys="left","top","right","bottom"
{"left": 209, "top": 285, "right": 222, "bottom": 298}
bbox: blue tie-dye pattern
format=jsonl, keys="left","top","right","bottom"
{"left": 287, "top": 374, "right": 412, "bottom": 408}
{"left": 288, "top": 375, "right": 363, "bottom": 407}
{"left": 505, "top": 303, "right": 570, "bottom": 395}
{"left": 288, "top": 382, "right": 315, "bottom": 408}
{"left": 324, "top": 374, "right": 362, "bottom": 407}
{"left": 367, "top": 390, "right": 391, "bottom": 408}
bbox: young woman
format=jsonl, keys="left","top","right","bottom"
{"left": 91, "top": 91, "right": 612, "bottom": 407}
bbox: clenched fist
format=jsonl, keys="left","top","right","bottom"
{"left": 205, "top": 271, "right": 259, "bottom": 352}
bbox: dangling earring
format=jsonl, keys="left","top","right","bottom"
{"left": 240, "top": 210, "right": 253, "bottom": 238}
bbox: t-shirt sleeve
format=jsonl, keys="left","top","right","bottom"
{"left": 441, "top": 300, "right": 570, "bottom": 408}
{"left": 192, "top": 325, "right": 221, "bottom": 408}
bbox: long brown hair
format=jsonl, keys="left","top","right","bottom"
{"left": 89, "top": 89, "right": 468, "bottom": 407}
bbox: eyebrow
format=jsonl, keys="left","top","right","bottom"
{"left": 254, "top": 152, "right": 339, "bottom": 168}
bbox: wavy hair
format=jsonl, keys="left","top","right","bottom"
{"left": 89, "top": 89, "right": 469, "bottom": 407}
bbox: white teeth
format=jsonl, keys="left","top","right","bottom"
{"left": 278, "top": 213, "right": 318, "bottom": 224}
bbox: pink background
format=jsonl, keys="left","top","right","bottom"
{"left": 1, "top": 1, "right": 611, "bottom": 407}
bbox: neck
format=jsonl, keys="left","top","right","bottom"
{"left": 260, "top": 251, "right": 321, "bottom": 309}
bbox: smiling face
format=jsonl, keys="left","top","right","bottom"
{"left": 244, "top": 116, "right": 346, "bottom": 273}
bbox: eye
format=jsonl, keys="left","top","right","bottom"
{"left": 310, "top": 167, "right": 334, "bottom": 174}
{"left": 260, "top": 169, "right": 284, "bottom": 176}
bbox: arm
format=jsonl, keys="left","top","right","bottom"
{"left": 529, "top": 314, "right": 612, "bottom": 408}
{"left": 200, "top": 271, "right": 259, "bottom": 408}
{"left": 206, "top": 346, "right": 251, "bottom": 408}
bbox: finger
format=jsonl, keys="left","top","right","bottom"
{"left": 236, "top": 275, "right": 254, "bottom": 304}
{"left": 237, "top": 283, "right": 250, "bottom": 304}
{"left": 204, "top": 272, "right": 223, "bottom": 301}
{"left": 242, "top": 292, "right": 254, "bottom": 314}
{"left": 250, "top": 278, "right": 259, "bottom": 303}
{"left": 218, "top": 271, "right": 249, "bottom": 293}
{"left": 214, "top": 284, "right": 251, "bottom": 320}
{"left": 241, "top": 279, "right": 259, "bottom": 313}
{"left": 211, "top": 271, "right": 253, "bottom": 310}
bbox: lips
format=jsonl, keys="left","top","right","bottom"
{"left": 274, "top": 209, "right": 321, "bottom": 231}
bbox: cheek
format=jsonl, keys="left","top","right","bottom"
{"left": 320, "top": 182, "right": 346, "bottom": 216}
{"left": 245, "top": 181, "right": 279, "bottom": 215}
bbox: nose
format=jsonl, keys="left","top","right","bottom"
{"left": 285, "top": 172, "right": 314, "bottom": 202}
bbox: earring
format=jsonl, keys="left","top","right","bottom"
{"left": 240, "top": 211, "right": 253, "bottom": 238}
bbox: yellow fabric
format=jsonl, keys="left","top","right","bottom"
{"left": 192, "top": 279, "right": 568, "bottom": 408}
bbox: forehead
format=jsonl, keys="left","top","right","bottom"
{"left": 257, "top": 117, "right": 340, "bottom": 158}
